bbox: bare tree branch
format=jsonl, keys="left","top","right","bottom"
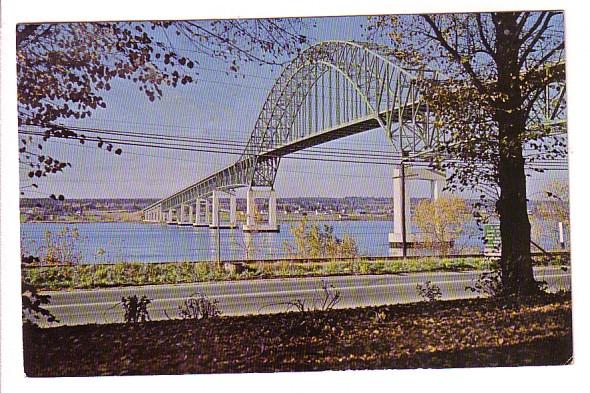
{"left": 518, "top": 11, "right": 560, "bottom": 68}
{"left": 476, "top": 14, "right": 495, "bottom": 58}
{"left": 421, "top": 15, "right": 488, "bottom": 95}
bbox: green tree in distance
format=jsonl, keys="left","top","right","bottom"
{"left": 369, "top": 12, "right": 565, "bottom": 295}
{"left": 285, "top": 217, "right": 358, "bottom": 259}
{"left": 414, "top": 196, "right": 469, "bottom": 256}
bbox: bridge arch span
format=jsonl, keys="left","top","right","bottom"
{"left": 241, "top": 40, "right": 442, "bottom": 187}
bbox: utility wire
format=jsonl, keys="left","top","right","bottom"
{"left": 22, "top": 122, "right": 568, "bottom": 159}
{"left": 19, "top": 129, "right": 567, "bottom": 170}
{"left": 19, "top": 122, "right": 568, "bottom": 167}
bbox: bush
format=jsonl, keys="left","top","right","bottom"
{"left": 316, "top": 280, "right": 342, "bottom": 311}
{"left": 120, "top": 295, "right": 152, "bottom": 323}
{"left": 416, "top": 281, "right": 443, "bottom": 302}
{"left": 414, "top": 196, "right": 468, "bottom": 256}
{"left": 41, "top": 227, "right": 83, "bottom": 265}
{"left": 283, "top": 218, "right": 359, "bottom": 259}
{"left": 323, "top": 261, "right": 344, "bottom": 275}
{"left": 466, "top": 269, "right": 503, "bottom": 297}
{"left": 357, "top": 261, "right": 370, "bottom": 275}
{"left": 177, "top": 292, "right": 222, "bottom": 320}
{"left": 270, "top": 280, "right": 342, "bottom": 313}
{"left": 466, "top": 268, "right": 549, "bottom": 297}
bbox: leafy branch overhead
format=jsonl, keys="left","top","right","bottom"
{"left": 17, "top": 20, "right": 308, "bottom": 194}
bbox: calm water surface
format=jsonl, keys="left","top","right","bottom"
{"left": 20, "top": 219, "right": 565, "bottom": 264}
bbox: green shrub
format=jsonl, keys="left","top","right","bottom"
{"left": 323, "top": 261, "right": 344, "bottom": 275}
{"left": 284, "top": 218, "right": 359, "bottom": 259}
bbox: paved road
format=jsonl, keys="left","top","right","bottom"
{"left": 38, "top": 266, "right": 570, "bottom": 327}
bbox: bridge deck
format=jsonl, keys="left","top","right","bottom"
{"left": 259, "top": 110, "right": 401, "bottom": 159}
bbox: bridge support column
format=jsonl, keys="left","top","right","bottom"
{"left": 243, "top": 187, "right": 280, "bottom": 233}
{"left": 166, "top": 208, "right": 175, "bottom": 225}
{"left": 205, "top": 199, "right": 211, "bottom": 225}
{"left": 229, "top": 193, "right": 237, "bottom": 228}
{"left": 188, "top": 204, "right": 194, "bottom": 225}
{"left": 178, "top": 204, "right": 185, "bottom": 225}
{"left": 431, "top": 177, "right": 444, "bottom": 201}
{"left": 209, "top": 190, "right": 238, "bottom": 229}
{"left": 389, "top": 166, "right": 447, "bottom": 255}
{"left": 193, "top": 199, "right": 209, "bottom": 227}
{"left": 178, "top": 203, "right": 192, "bottom": 225}
{"left": 197, "top": 200, "right": 202, "bottom": 224}
{"left": 210, "top": 191, "right": 220, "bottom": 228}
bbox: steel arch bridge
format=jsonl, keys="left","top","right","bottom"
{"left": 143, "top": 40, "right": 566, "bottom": 224}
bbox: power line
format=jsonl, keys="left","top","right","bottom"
{"left": 21, "top": 116, "right": 415, "bottom": 152}
{"left": 19, "top": 123, "right": 568, "bottom": 167}
{"left": 22, "top": 111, "right": 569, "bottom": 157}
{"left": 18, "top": 127, "right": 420, "bottom": 164}
{"left": 18, "top": 132, "right": 568, "bottom": 172}
{"left": 31, "top": 140, "right": 567, "bottom": 183}
{"left": 22, "top": 128, "right": 566, "bottom": 169}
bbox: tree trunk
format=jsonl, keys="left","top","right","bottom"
{"left": 496, "top": 130, "right": 536, "bottom": 295}
{"left": 494, "top": 13, "right": 538, "bottom": 296}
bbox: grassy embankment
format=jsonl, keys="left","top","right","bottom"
{"left": 23, "top": 255, "right": 568, "bottom": 291}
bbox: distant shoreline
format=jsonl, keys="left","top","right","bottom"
{"left": 21, "top": 220, "right": 140, "bottom": 224}
{"left": 22, "top": 215, "right": 393, "bottom": 225}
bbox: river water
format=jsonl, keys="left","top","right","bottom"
{"left": 20, "top": 219, "right": 567, "bottom": 264}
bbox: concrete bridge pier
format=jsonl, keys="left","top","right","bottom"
{"left": 177, "top": 203, "right": 193, "bottom": 226}
{"left": 388, "top": 166, "right": 446, "bottom": 254}
{"left": 243, "top": 187, "right": 279, "bottom": 233}
{"left": 211, "top": 191, "right": 220, "bottom": 228}
{"left": 230, "top": 192, "right": 237, "bottom": 228}
{"left": 193, "top": 198, "right": 209, "bottom": 227}
{"left": 166, "top": 208, "right": 177, "bottom": 225}
{"left": 188, "top": 204, "right": 194, "bottom": 225}
{"left": 209, "top": 190, "right": 237, "bottom": 229}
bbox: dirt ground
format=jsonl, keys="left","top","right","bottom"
{"left": 23, "top": 292, "right": 572, "bottom": 376}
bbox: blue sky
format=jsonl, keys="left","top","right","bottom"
{"left": 19, "top": 15, "right": 568, "bottom": 200}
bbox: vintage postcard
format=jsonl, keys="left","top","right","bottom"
{"left": 2, "top": 0, "right": 583, "bottom": 391}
